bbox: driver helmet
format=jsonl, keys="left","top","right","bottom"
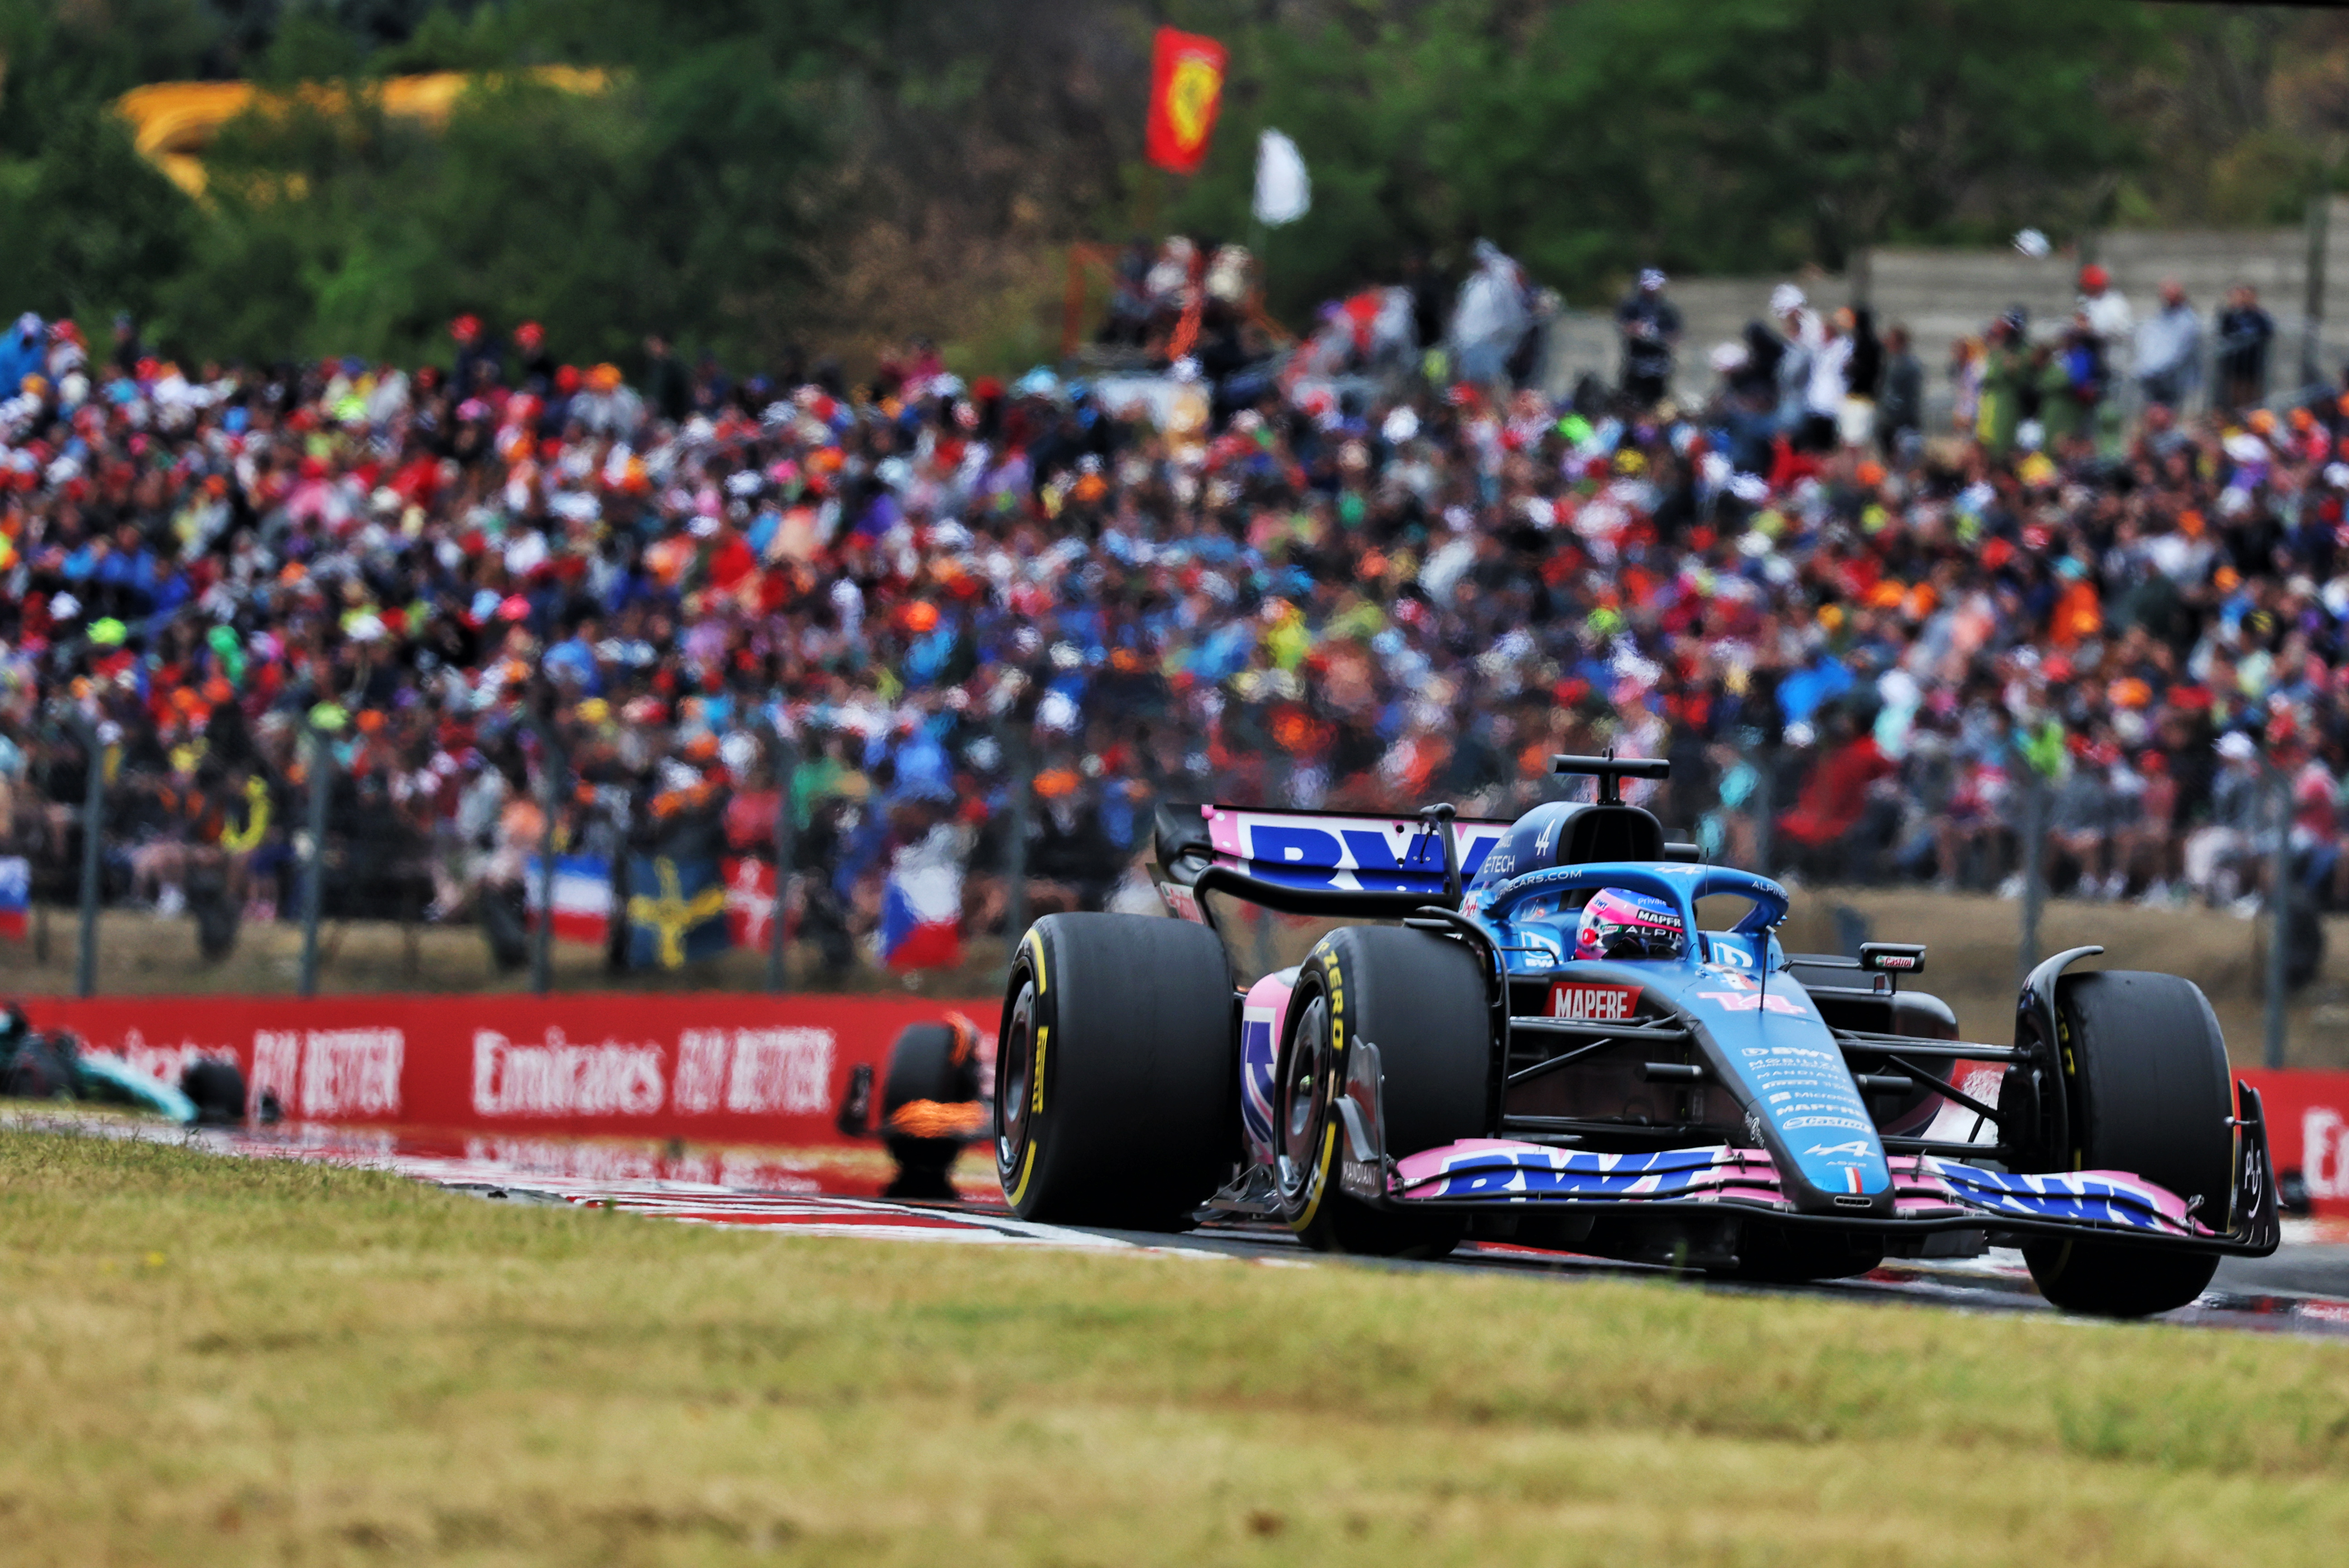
{"left": 1573, "top": 888, "right": 1686, "bottom": 961}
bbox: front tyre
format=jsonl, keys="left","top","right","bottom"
{"left": 1275, "top": 925, "right": 1490, "bottom": 1259}
{"left": 2022, "top": 970, "right": 2232, "bottom": 1317}
{"left": 994, "top": 913, "right": 1237, "bottom": 1227}
{"left": 878, "top": 1018, "right": 985, "bottom": 1198}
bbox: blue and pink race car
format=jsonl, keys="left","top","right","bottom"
{"left": 992, "top": 755, "right": 2281, "bottom": 1317}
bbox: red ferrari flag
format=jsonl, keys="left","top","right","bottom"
{"left": 1144, "top": 26, "right": 1227, "bottom": 176}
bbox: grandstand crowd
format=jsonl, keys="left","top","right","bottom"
{"left": 1, "top": 244, "right": 2345, "bottom": 973}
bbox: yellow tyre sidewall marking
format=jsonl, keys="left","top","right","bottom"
{"left": 1290, "top": 946, "right": 1347, "bottom": 1233}
{"left": 2044, "top": 1008, "right": 2079, "bottom": 1276}
{"left": 1004, "top": 928, "right": 1050, "bottom": 1210}
{"left": 1006, "top": 1142, "right": 1038, "bottom": 1208}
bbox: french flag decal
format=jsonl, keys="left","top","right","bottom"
{"left": 1845, "top": 1167, "right": 1865, "bottom": 1194}
{"left": 525, "top": 854, "right": 612, "bottom": 945}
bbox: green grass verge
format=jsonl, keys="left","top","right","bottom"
{"left": 4, "top": 1129, "right": 2349, "bottom": 1566}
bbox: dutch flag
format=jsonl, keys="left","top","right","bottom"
{"left": 525, "top": 854, "right": 613, "bottom": 945}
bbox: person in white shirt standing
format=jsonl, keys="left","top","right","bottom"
{"left": 1802, "top": 306, "right": 1851, "bottom": 452}
{"left": 1771, "top": 283, "right": 1822, "bottom": 445}
{"left": 2136, "top": 279, "right": 2202, "bottom": 412}
{"left": 2078, "top": 264, "right": 2133, "bottom": 371}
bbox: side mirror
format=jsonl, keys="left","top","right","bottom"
{"left": 1858, "top": 942, "right": 1926, "bottom": 978}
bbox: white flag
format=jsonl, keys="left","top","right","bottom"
{"left": 1253, "top": 129, "right": 1311, "bottom": 227}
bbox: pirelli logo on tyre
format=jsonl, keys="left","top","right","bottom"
{"left": 1546, "top": 982, "right": 1640, "bottom": 1022}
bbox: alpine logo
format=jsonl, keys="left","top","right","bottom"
{"left": 1547, "top": 982, "right": 1640, "bottom": 1022}
{"left": 1805, "top": 1140, "right": 1873, "bottom": 1159}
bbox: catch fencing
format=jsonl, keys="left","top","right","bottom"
{"left": 0, "top": 714, "right": 2330, "bottom": 1071}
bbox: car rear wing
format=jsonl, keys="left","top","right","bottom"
{"left": 1153, "top": 802, "right": 1511, "bottom": 928}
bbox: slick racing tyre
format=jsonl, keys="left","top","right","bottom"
{"left": 1276, "top": 925, "right": 1489, "bottom": 1259}
{"left": 2021, "top": 970, "right": 2233, "bottom": 1317}
{"left": 994, "top": 913, "right": 1237, "bottom": 1227}
{"left": 180, "top": 1059, "right": 248, "bottom": 1125}
{"left": 878, "top": 1016, "right": 987, "bottom": 1197}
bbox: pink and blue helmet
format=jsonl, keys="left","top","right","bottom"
{"left": 1573, "top": 888, "right": 1687, "bottom": 961}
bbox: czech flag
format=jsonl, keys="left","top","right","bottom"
{"left": 0, "top": 855, "right": 26, "bottom": 941}
{"left": 1144, "top": 26, "right": 1227, "bottom": 176}
{"left": 627, "top": 855, "right": 732, "bottom": 970}
{"left": 525, "top": 854, "right": 613, "bottom": 945}
{"left": 878, "top": 836, "right": 963, "bottom": 971}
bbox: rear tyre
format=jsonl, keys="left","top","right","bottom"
{"left": 2, "top": 1038, "right": 75, "bottom": 1101}
{"left": 879, "top": 1019, "right": 984, "bottom": 1197}
{"left": 994, "top": 913, "right": 1237, "bottom": 1227}
{"left": 1275, "top": 925, "right": 1490, "bottom": 1259}
{"left": 180, "top": 1059, "right": 248, "bottom": 1125}
{"left": 2021, "top": 970, "right": 2231, "bottom": 1317}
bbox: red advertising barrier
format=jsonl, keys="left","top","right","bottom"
{"left": 2241, "top": 1070, "right": 2349, "bottom": 1217}
{"left": 21, "top": 994, "right": 1000, "bottom": 1147}
{"left": 18, "top": 996, "right": 2349, "bottom": 1216}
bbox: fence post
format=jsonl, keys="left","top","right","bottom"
{"left": 298, "top": 727, "right": 331, "bottom": 999}
{"left": 1749, "top": 736, "right": 1775, "bottom": 878}
{"left": 767, "top": 729, "right": 796, "bottom": 995}
{"left": 1002, "top": 721, "right": 1031, "bottom": 958}
{"left": 2266, "top": 762, "right": 2291, "bottom": 1070}
{"left": 2015, "top": 742, "right": 2047, "bottom": 986}
{"left": 2304, "top": 193, "right": 2330, "bottom": 392}
{"left": 72, "top": 714, "right": 103, "bottom": 999}
{"left": 531, "top": 732, "right": 562, "bottom": 998}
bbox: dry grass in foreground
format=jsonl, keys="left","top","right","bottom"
{"left": 4, "top": 1130, "right": 2349, "bottom": 1567}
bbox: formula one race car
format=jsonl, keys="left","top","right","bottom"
{"left": 991, "top": 756, "right": 2281, "bottom": 1317}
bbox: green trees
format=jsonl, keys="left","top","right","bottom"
{"left": 1175, "top": 0, "right": 2160, "bottom": 318}
{"left": 0, "top": 0, "right": 208, "bottom": 329}
{"left": 0, "top": 1, "right": 2330, "bottom": 368}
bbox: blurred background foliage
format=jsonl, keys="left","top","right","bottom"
{"left": 2, "top": 0, "right": 2349, "bottom": 371}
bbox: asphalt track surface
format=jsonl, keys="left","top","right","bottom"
{"left": 24, "top": 1114, "right": 2347, "bottom": 1340}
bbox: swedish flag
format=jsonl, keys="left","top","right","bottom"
{"left": 626, "top": 855, "right": 732, "bottom": 969}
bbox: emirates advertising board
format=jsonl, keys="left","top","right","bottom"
{"left": 19, "top": 994, "right": 998, "bottom": 1146}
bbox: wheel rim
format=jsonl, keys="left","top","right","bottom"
{"left": 996, "top": 978, "right": 1038, "bottom": 1179}
{"left": 2001, "top": 1015, "right": 2069, "bottom": 1172}
{"left": 1276, "top": 993, "right": 1332, "bottom": 1205}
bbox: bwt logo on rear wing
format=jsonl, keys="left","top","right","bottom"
{"left": 1201, "top": 807, "right": 1506, "bottom": 894}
